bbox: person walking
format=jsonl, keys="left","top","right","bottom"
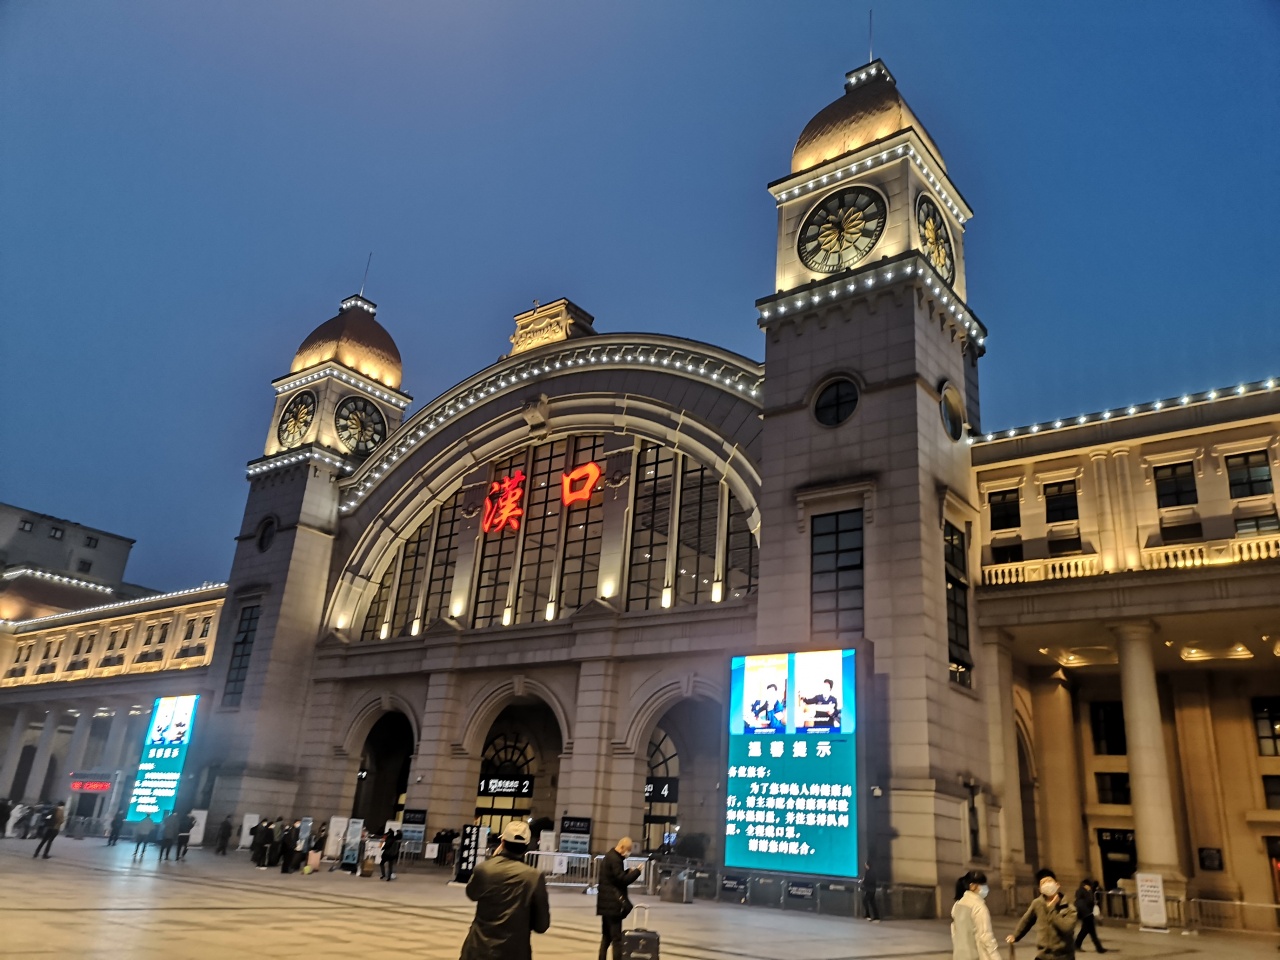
{"left": 159, "top": 811, "right": 180, "bottom": 860}
{"left": 176, "top": 811, "right": 196, "bottom": 860}
{"left": 133, "top": 814, "right": 156, "bottom": 858}
{"left": 1073, "top": 879, "right": 1107, "bottom": 953}
{"left": 0, "top": 797, "right": 11, "bottom": 838}
{"left": 596, "top": 836, "right": 642, "bottom": 960}
{"left": 1008, "top": 869, "right": 1078, "bottom": 959}
{"left": 459, "top": 820, "right": 550, "bottom": 960}
{"left": 380, "top": 829, "right": 401, "bottom": 880}
{"left": 861, "top": 861, "right": 881, "bottom": 922}
{"left": 268, "top": 817, "right": 284, "bottom": 867}
{"left": 215, "top": 816, "right": 233, "bottom": 855}
{"left": 108, "top": 809, "right": 125, "bottom": 846}
{"left": 32, "top": 801, "right": 65, "bottom": 859}
{"left": 951, "top": 870, "right": 1000, "bottom": 960}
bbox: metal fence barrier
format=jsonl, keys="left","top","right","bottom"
{"left": 523, "top": 850, "right": 599, "bottom": 888}
{"left": 1189, "top": 898, "right": 1280, "bottom": 935}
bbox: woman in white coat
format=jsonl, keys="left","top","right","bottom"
{"left": 951, "top": 870, "right": 1000, "bottom": 960}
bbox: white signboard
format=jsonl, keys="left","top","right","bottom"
{"left": 1135, "top": 872, "right": 1168, "bottom": 929}
{"left": 189, "top": 809, "right": 208, "bottom": 847}
{"left": 238, "top": 813, "right": 260, "bottom": 850}
{"left": 326, "top": 816, "right": 349, "bottom": 860}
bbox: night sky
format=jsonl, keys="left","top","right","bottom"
{"left": 2, "top": 2, "right": 1277, "bottom": 591}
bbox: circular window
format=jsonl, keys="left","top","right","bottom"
{"left": 256, "top": 518, "right": 277, "bottom": 553}
{"left": 814, "top": 379, "right": 860, "bottom": 427}
{"left": 939, "top": 382, "right": 966, "bottom": 442}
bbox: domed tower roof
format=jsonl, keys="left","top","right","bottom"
{"left": 291, "top": 294, "right": 403, "bottom": 390}
{"left": 791, "top": 61, "right": 946, "bottom": 175}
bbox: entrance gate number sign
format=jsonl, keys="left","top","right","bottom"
{"left": 644, "top": 777, "right": 678, "bottom": 802}
{"left": 477, "top": 776, "right": 534, "bottom": 797}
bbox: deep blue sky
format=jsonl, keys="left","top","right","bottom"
{"left": 2, "top": 2, "right": 1277, "bottom": 591}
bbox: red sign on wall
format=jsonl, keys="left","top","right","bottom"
{"left": 561, "top": 461, "right": 602, "bottom": 507}
{"left": 482, "top": 469, "right": 527, "bottom": 534}
{"left": 481, "top": 461, "right": 603, "bottom": 535}
{"left": 70, "top": 779, "right": 113, "bottom": 793}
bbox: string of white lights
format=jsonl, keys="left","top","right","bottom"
{"left": 337, "top": 338, "right": 764, "bottom": 514}
{"left": 776, "top": 140, "right": 967, "bottom": 227}
{"left": 340, "top": 296, "right": 377, "bottom": 314}
{"left": 2, "top": 582, "right": 227, "bottom": 630}
{"left": 273, "top": 367, "right": 410, "bottom": 409}
{"left": 971, "top": 377, "right": 1280, "bottom": 445}
{"left": 0, "top": 567, "right": 114, "bottom": 594}
{"left": 757, "top": 252, "right": 986, "bottom": 350}
{"left": 247, "top": 448, "right": 355, "bottom": 479}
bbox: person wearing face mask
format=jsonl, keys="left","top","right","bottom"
{"left": 1009, "top": 869, "right": 1078, "bottom": 959}
{"left": 950, "top": 870, "right": 1000, "bottom": 960}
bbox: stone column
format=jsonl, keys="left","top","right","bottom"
{"left": 412, "top": 671, "right": 473, "bottom": 838}
{"left": 1170, "top": 674, "right": 1239, "bottom": 899}
{"left": 57, "top": 709, "right": 95, "bottom": 787}
{"left": 1111, "top": 449, "right": 1141, "bottom": 571}
{"left": 1111, "top": 621, "right": 1184, "bottom": 881}
{"left": 101, "top": 706, "right": 136, "bottom": 820}
{"left": 1030, "top": 670, "right": 1088, "bottom": 884}
{"left": 0, "top": 707, "right": 32, "bottom": 799}
{"left": 23, "top": 709, "right": 62, "bottom": 803}
{"left": 1089, "top": 452, "right": 1118, "bottom": 572}
{"left": 981, "top": 629, "right": 1025, "bottom": 893}
{"left": 556, "top": 658, "right": 622, "bottom": 851}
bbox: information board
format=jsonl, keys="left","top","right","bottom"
{"left": 724, "top": 649, "right": 857, "bottom": 878}
{"left": 644, "top": 777, "right": 679, "bottom": 802}
{"left": 455, "top": 824, "right": 488, "bottom": 883}
{"left": 125, "top": 695, "right": 199, "bottom": 822}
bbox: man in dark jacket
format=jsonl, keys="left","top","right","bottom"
{"left": 159, "top": 811, "right": 180, "bottom": 860}
{"left": 380, "top": 829, "right": 401, "bottom": 880}
{"left": 460, "top": 820, "right": 550, "bottom": 960}
{"left": 1009, "top": 868, "right": 1078, "bottom": 959}
{"left": 596, "top": 836, "right": 642, "bottom": 960}
{"left": 32, "top": 801, "right": 65, "bottom": 859}
{"left": 176, "top": 812, "right": 196, "bottom": 860}
{"left": 279, "top": 821, "right": 298, "bottom": 873}
{"left": 1073, "top": 879, "right": 1107, "bottom": 952}
{"left": 215, "top": 816, "right": 233, "bottom": 855}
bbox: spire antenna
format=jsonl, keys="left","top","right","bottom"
{"left": 868, "top": 8, "right": 874, "bottom": 63}
{"left": 359, "top": 252, "right": 373, "bottom": 297}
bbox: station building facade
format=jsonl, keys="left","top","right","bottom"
{"left": 3, "top": 61, "right": 1280, "bottom": 916}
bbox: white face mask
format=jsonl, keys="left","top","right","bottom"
{"left": 1040, "top": 880, "right": 1060, "bottom": 898}
{"left": 978, "top": 884, "right": 990, "bottom": 899}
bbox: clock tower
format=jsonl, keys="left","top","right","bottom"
{"left": 753, "top": 63, "right": 999, "bottom": 894}
{"left": 197, "top": 295, "right": 409, "bottom": 822}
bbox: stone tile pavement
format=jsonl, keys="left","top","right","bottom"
{"left": 1, "top": 836, "right": 1277, "bottom": 959}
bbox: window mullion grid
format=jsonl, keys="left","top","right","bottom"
{"left": 663, "top": 452, "right": 685, "bottom": 609}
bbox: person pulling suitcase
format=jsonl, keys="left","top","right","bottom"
{"left": 597, "top": 836, "right": 643, "bottom": 960}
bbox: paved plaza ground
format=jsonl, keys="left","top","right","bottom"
{"left": 1, "top": 836, "right": 1277, "bottom": 959}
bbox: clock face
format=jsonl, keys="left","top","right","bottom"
{"left": 335, "top": 396, "right": 386, "bottom": 455}
{"left": 797, "top": 186, "right": 887, "bottom": 274}
{"left": 917, "top": 195, "right": 955, "bottom": 283}
{"left": 277, "top": 391, "right": 316, "bottom": 448}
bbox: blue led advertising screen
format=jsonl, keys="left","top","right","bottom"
{"left": 725, "top": 650, "right": 857, "bottom": 877}
{"left": 126, "top": 695, "right": 199, "bottom": 821}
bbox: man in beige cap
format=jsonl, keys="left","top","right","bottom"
{"left": 459, "top": 820, "right": 551, "bottom": 960}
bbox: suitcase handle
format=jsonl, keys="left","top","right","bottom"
{"left": 627, "top": 903, "right": 650, "bottom": 931}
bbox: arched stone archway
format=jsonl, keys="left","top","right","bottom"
{"left": 351, "top": 711, "right": 415, "bottom": 831}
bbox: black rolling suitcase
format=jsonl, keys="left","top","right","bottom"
{"left": 620, "top": 904, "right": 659, "bottom": 960}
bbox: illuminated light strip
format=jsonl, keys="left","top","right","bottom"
{"left": 843, "top": 62, "right": 887, "bottom": 91}
{"left": 776, "top": 142, "right": 966, "bottom": 226}
{"left": 971, "top": 377, "right": 1280, "bottom": 446}
{"left": 337, "top": 340, "right": 764, "bottom": 514}
{"left": 246, "top": 448, "right": 355, "bottom": 479}
{"left": 1, "top": 583, "right": 227, "bottom": 629}
{"left": 1, "top": 567, "right": 114, "bottom": 594}
{"left": 340, "top": 297, "right": 377, "bottom": 314}
{"left": 757, "top": 253, "right": 986, "bottom": 349}
{"left": 272, "top": 367, "right": 410, "bottom": 409}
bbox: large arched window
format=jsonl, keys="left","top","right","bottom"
{"left": 357, "top": 434, "right": 757, "bottom": 640}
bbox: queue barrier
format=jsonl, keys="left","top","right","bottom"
{"left": 1188, "top": 898, "right": 1280, "bottom": 936}
{"left": 523, "top": 850, "right": 599, "bottom": 888}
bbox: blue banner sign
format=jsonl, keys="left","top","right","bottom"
{"left": 126, "top": 695, "right": 199, "bottom": 822}
{"left": 725, "top": 650, "right": 857, "bottom": 878}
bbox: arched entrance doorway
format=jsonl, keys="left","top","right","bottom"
{"left": 474, "top": 702, "right": 563, "bottom": 836}
{"left": 644, "top": 698, "right": 721, "bottom": 859}
{"left": 351, "top": 711, "right": 415, "bottom": 832}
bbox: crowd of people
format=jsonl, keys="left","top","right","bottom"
{"left": 950, "top": 867, "right": 1109, "bottom": 958}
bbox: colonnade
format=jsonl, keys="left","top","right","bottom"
{"left": 0, "top": 700, "right": 143, "bottom": 810}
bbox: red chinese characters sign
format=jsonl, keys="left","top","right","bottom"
{"left": 482, "top": 469, "right": 527, "bottom": 534}
{"left": 70, "top": 779, "right": 113, "bottom": 793}
{"left": 482, "top": 461, "right": 602, "bottom": 535}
